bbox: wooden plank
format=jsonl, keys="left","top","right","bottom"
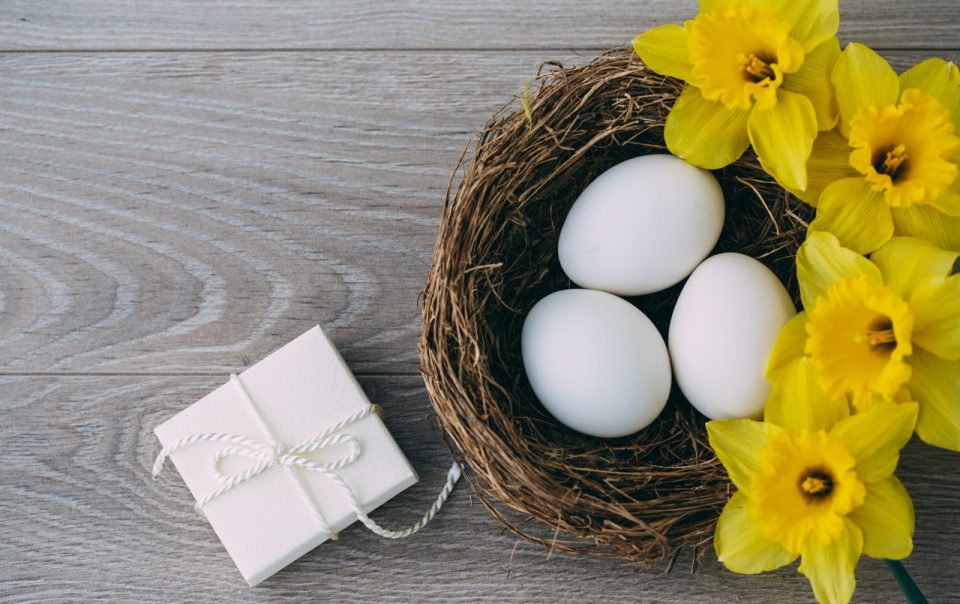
{"left": 0, "top": 50, "right": 554, "bottom": 375}
{"left": 0, "top": 50, "right": 952, "bottom": 376}
{"left": 1, "top": 374, "right": 957, "bottom": 601}
{"left": 1, "top": 0, "right": 958, "bottom": 51}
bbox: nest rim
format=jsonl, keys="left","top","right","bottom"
{"left": 419, "top": 47, "right": 811, "bottom": 566}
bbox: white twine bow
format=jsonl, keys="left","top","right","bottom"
{"left": 153, "top": 374, "right": 460, "bottom": 540}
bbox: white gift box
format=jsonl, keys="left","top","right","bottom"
{"left": 154, "top": 326, "right": 419, "bottom": 586}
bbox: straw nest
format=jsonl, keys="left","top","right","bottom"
{"left": 419, "top": 47, "right": 812, "bottom": 566}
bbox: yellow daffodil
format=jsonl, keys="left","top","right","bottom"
{"left": 708, "top": 366, "right": 916, "bottom": 604}
{"left": 767, "top": 231, "right": 960, "bottom": 450}
{"left": 708, "top": 375, "right": 916, "bottom": 604}
{"left": 799, "top": 43, "right": 960, "bottom": 253}
{"left": 633, "top": 0, "right": 840, "bottom": 191}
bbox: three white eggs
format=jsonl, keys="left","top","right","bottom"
{"left": 521, "top": 154, "right": 796, "bottom": 437}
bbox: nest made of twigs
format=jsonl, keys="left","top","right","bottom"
{"left": 419, "top": 47, "right": 812, "bottom": 566}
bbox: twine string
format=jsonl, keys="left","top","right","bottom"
{"left": 152, "top": 373, "right": 460, "bottom": 541}
{"left": 230, "top": 373, "right": 336, "bottom": 536}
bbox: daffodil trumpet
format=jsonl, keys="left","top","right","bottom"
{"left": 632, "top": 0, "right": 841, "bottom": 192}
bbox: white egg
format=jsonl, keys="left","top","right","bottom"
{"left": 558, "top": 154, "right": 725, "bottom": 296}
{"left": 521, "top": 289, "right": 671, "bottom": 438}
{"left": 668, "top": 253, "right": 796, "bottom": 420}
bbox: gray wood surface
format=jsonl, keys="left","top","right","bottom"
{"left": 1, "top": 1, "right": 958, "bottom": 602}
{"left": 1, "top": 0, "right": 958, "bottom": 50}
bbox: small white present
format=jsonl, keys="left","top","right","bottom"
{"left": 153, "top": 326, "right": 454, "bottom": 586}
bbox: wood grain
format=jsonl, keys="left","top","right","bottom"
{"left": 2, "top": 375, "right": 958, "bottom": 602}
{"left": 0, "top": 50, "right": 952, "bottom": 377}
{"left": 0, "top": 0, "right": 957, "bottom": 51}
{"left": 0, "top": 50, "right": 564, "bottom": 375}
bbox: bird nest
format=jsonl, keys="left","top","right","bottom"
{"left": 419, "top": 47, "right": 812, "bottom": 566}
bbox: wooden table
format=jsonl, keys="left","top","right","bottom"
{"left": 1, "top": 2, "right": 958, "bottom": 601}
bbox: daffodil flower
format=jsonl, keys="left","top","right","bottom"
{"left": 768, "top": 231, "right": 960, "bottom": 450}
{"left": 707, "top": 369, "right": 917, "bottom": 604}
{"left": 632, "top": 0, "right": 840, "bottom": 191}
{"left": 800, "top": 44, "right": 960, "bottom": 253}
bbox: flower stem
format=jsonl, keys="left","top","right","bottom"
{"left": 885, "top": 560, "right": 928, "bottom": 604}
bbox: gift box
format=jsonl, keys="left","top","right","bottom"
{"left": 154, "top": 326, "right": 419, "bottom": 586}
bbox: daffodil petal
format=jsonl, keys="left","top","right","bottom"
{"left": 782, "top": 38, "right": 841, "bottom": 131}
{"left": 633, "top": 24, "right": 692, "bottom": 82}
{"left": 891, "top": 205, "right": 960, "bottom": 252}
{"left": 809, "top": 177, "right": 893, "bottom": 254}
{"left": 767, "top": 0, "right": 839, "bottom": 52}
{"left": 766, "top": 311, "right": 809, "bottom": 381}
{"left": 796, "top": 231, "right": 883, "bottom": 311}
{"left": 871, "top": 236, "right": 959, "bottom": 298}
{"left": 848, "top": 476, "right": 914, "bottom": 560}
{"left": 911, "top": 275, "right": 960, "bottom": 360}
{"left": 798, "top": 520, "right": 862, "bottom": 604}
{"left": 899, "top": 58, "right": 960, "bottom": 127}
{"left": 748, "top": 89, "right": 818, "bottom": 191}
{"left": 706, "top": 419, "right": 783, "bottom": 496}
{"left": 931, "top": 186, "right": 960, "bottom": 217}
{"left": 832, "top": 43, "right": 899, "bottom": 138}
{"left": 830, "top": 401, "right": 918, "bottom": 483}
{"left": 798, "top": 128, "right": 857, "bottom": 206}
{"left": 910, "top": 348, "right": 960, "bottom": 451}
{"left": 715, "top": 491, "right": 798, "bottom": 574}
{"left": 765, "top": 357, "right": 849, "bottom": 433}
{"left": 665, "top": 86, "right": 751, "bottom": 169}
